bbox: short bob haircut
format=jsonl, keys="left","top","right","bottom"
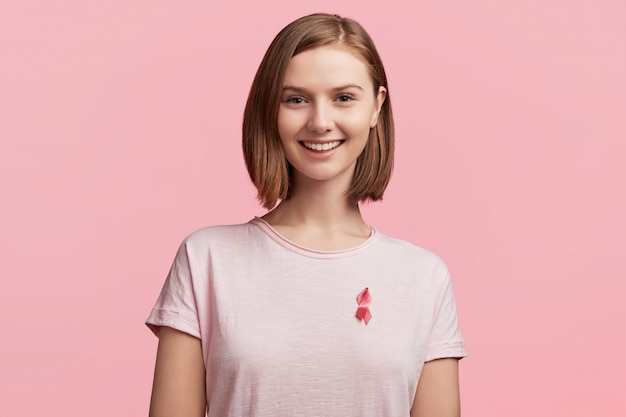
{"left": 243, "top": 13, "right": 394, "bottom": 209}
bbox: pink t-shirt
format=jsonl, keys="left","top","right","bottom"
{"left": 146, "top": 218, "right": 466, "bottom": 416}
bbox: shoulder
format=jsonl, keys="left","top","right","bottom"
{"left": 173, "top": 221, "right": 262, "bottom": 257}
{"left": 375, "top": 232, "right": 447, "bottom": 268}
{"left": 167, "top": 223, "right": 261, "bottom": 265}
{"left": 176, "top": 223, "right": 257, "bottom": 250}
{"left": 183, "top": 221, "right": 257, "bottom": 244}
{"left": 372, "top": 232, "right": 451, "bottom": 285}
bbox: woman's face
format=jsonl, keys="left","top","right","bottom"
{"left": 277, "top": 46, "right": 386, "bottom": 191}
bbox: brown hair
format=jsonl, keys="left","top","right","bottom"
{"left": 242, "top": 13, "right": 395, "bottom": 209}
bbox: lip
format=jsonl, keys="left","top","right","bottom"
{"left": 298, "top": 139, "right": 344, "bottom": 158}
{"left": 299, "top": 139, "right": 343, "bottom": 144}
{"left": 299, "top": 139, "right": 344, "bottom": 145}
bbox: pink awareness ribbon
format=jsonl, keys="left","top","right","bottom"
{"left": 356, "top": 287, "right": 372, "bottom": 325}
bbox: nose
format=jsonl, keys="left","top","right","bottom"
{"left": 306, "top": 102, "right": 334, "bottom": 133}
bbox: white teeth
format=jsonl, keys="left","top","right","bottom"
{"left": 302, "top": 140, "right": 342, "bottom": 151}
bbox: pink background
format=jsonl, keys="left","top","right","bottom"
{"left": 1, "top": 1, "right": 624, "bottom": 415}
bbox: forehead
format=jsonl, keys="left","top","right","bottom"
{"left": 283, "top": 46, "right": 373, "bottom": 87}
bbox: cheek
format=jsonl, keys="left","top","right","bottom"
{"left": 344, "top": 111, "right": 375, "bottom": 136}
{"left": 369, "top": 109, "right": 379, "bottom": 128}
{"left": 277, "top": 110, "right": 301, "bottom": 140}
{"left": 276, "top": 113, "right": 292, "bottom": 146}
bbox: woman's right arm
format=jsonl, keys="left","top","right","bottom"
{"left": 149, "top": 326, "right": 207, "bottom": 417}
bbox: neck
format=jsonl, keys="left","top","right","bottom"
{"left": 273, "top": 195, "right": 361, "bottom": 229}
{"left": 262, "top": 175, "right": 368, "bottom": 233}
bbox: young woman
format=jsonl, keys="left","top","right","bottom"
{"left": 147, "top": 13, "right": 466, "bottom": 417}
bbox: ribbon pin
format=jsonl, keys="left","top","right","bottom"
{"left": 356, "top": 287, "right": 372, "bottom": 325}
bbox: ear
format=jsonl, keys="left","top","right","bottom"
{"left": 370, "top": 86, "right": 387, "bottom": 128}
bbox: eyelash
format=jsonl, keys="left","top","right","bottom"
{"left": 336, "top": 94, "right": 355, "bottom": 102}
{"left": 284, "top": 96, "right": 306, "bottom": 104}
{"left": 283, "top": 94, "right": 356, "bottom": 104}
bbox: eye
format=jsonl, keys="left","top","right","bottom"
{"left": 336, "top": 94, "right": 355, "bottom": 103}
{"left": 284, "top": 96, "right": 306, "bottom": 104}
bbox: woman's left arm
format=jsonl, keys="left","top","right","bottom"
{"left": 411, "top": 358, "right": 461, "bottom": 417}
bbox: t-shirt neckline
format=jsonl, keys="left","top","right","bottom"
{"left": 250, "top": 217, "right": 378, "bottom": 259}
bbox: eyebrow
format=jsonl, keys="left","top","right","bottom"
{"left": 282, "top": 84, "right": 364, "bottom": 93}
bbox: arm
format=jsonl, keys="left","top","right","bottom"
{"left": 149, "top": 326, "right": 207, "bottom": 417}
{"left": 411, "top": 358, "right": 461, "bottom": 417}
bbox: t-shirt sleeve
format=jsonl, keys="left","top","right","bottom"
{"left": 145, "top": 241, "right": 201, "bottom": 339}
{"left": 425, "top": 260, "right": 467, "bottom": 361}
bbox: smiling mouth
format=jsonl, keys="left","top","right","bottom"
{"left": 300, "top": 140, "right": 344, "bottom": 152}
